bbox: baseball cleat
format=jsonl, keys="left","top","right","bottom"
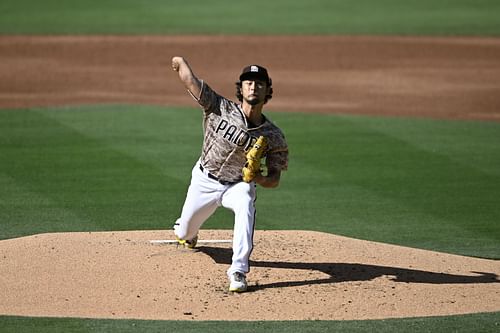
{"left": 229, "top": 272, "right": 248, "bottom": 292}
{"left": 176, "top": 235, "right": 198, "bottom": 249}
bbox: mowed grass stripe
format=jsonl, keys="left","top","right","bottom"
{"left": 1, "top": 106, "right": 499, "bottom": 259}
{"left": 1, "top": 0, "right": 500, "bottom": 35}
{"left": 0, "top": 108, "right": 187, "bottom": 238}
{"left": 259, "top": 113, "right": 500, "bottom": 258}
{"left": 0, "top": 172, "right": 95, "bottom": 237}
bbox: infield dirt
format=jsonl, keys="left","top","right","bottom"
{"left": 0, "top": 230, "right": 499, "bottom": 320}
{"left": 1, "top": 35, "right": 500, "bottom": 120}
{"left": 0, "top": 35, "right": 499, "bottom": 320}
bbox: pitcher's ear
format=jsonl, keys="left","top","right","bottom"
{"left": 235, "top": 81, "right": 243, "bottom": 102}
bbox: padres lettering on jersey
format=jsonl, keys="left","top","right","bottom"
{"left": 193, "top": 81, "right": 288, "bottom": 182}
{"left": 215, "top": 119, "right": 256, "bottom": 150}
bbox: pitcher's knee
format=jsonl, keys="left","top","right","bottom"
{"left": 234, "top": 202, "right": 256, "bottom": 216}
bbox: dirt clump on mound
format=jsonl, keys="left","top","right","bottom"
{"left": 0, "top": 230, "right": 499, "bottom": 321}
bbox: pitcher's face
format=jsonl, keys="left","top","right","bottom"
{"left": 241, "top": 79, "right": 268, "bottom": 106}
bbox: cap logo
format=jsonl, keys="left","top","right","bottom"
{"left": 250, "top": 65, "right": 259, "bottom": 72}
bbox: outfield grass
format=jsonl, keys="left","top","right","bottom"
{"left": 1, "top": 0, "right": 500, "bottom": 35}
{"left": 1, "top": 105, "right": 499, "bottom": 259}
{"left": 0, "top": 312, "right": 499, "bottom": 333}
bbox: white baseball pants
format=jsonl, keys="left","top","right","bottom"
{"left": 173, "top": 161, "right": 257, "bottom": 276}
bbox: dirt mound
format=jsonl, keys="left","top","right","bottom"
{"left": 1, "top": 230, "right": 499, "bottom": 320}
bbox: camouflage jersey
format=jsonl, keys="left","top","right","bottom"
{"left": 191, "top": 81, "right": 288, "bottom": 183}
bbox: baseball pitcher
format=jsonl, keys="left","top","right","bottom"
{"left": 171, "top": 56, "right": 288, "bottom": 292}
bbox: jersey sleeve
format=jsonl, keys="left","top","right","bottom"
{"left": 265, "top": 129, "right": 288, "bottom": 172}
{"left": 266, "top": 150, "right": 288, "bottom": 172}
{"left": 190, "top": 81, "right": 222, "bottom": 115}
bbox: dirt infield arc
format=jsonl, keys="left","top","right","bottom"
{"left": 0, "top": 230, "right": 499, "bottom": 321}
{"left": 1, "top": 35, "right": 500, "bottom": 121}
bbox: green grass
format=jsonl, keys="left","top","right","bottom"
{"left": 0, "top": 106, "right": 207, "bottom": 239}
{"left": 1, "top": 105, "right": 499, "bottom": 259}
{"left": 1, "top": 0, "right": 500, "bottom": 35}
{"left": 1, "top": 105, "right": 500, "bottom": 332}
{"left": 1, "top": 312, "right": 500, "bottom": 333}
{"left": 269, "top": 113, "right": 500, "bottom": 259}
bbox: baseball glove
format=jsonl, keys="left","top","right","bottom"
{"left": 242, "top": 136, "right": 268, "bottom": 183}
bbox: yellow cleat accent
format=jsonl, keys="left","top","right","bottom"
{"left": 176, "top": 235, "right": 198, "bottom": 249}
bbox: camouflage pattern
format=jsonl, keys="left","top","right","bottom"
{"left": 192, "top": 81, "right": 288, "bottom": 183}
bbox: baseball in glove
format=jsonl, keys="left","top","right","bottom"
{"left": 242, "top": 136, "right": 268, "bottom": 183}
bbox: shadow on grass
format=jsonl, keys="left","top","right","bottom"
{"left": 197, "top": 246, "right": 499, "bottom": 292}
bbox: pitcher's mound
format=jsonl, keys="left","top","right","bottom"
{"left": 0, "top": 230, "right": 499, "bottom": 320}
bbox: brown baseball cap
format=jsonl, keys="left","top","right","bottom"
{"left": 239, "top": 65, "right": 270, "bottom": 84}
